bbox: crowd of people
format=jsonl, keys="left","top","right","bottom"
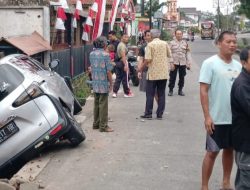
{"left": 89, "top": 29, "right": 250, "bottom": 189}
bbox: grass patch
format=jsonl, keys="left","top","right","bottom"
{"left": 72, "top": 73, "right": 91, "bottom": 106}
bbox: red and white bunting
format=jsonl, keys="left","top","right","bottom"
{"left": 82, "top": 6, "right": 95, "bottom": 42}
{"left": 91, "top": 0, "right": 98, "bottom": 12}
{"left": 82, "top": 31, "right": 89, "bottom": 41}
{"left": 59, "top": 0, "right": 69, "bottom": 9}
{"left": 92, "top": 0, "right": 106, "bottom": 40}
{"left": 55, "top": 7, "right": 67, "bottom": 30}
{"left": 85, "top": 16, "right": 93, "bottom": 26}
{"left": 73, "top": 0, "right": 82, "bottom": 28}
{"left": 55, "top": 18, "right": 66, "bottom": 30}
{"left": 110, "top": 0, "right": 119, "bottom": 30}
{"left": 76, "top": 0, "right": 83, "bottom": 11}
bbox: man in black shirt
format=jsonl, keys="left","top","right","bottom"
{"left": 108, "top": 31, "right": 120, "bottom": 52}
{"left": 231, "top": 47, "right": 250, "bottom": 189}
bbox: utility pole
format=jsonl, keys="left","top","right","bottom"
{"left": 226, "top": 0, "right": 229, "bottom": 30}
{"left": 141, "top": 0, "right": 144, "bottom": 16}
{"left": 149, "top": 0, "right": 152, "bottom": 29}
{"left": 217, "top": 0, "right": 220, "bottom": 36}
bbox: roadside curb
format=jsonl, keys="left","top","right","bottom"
{"left": 7, "top": 154, "right": 50, "bottom": 189}
{"left": 0, "top": 181, "right": 15, "bottom": 190}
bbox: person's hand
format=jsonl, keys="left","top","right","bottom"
{"left": 124, "top": 65, "right": 128, "bottom": 72}
{"left": 138, "top": 72, "right": 142, "bottom": 79}
{"left": 111, "top": 61, "right": 116, "bottom": 66}
{"left": 109, "top": 84, "right": 113, "bottom": 93}
{"left": 204, "top": 116, "right": 215, "bottom": 135}
{"left": 170, "top": 63, "right": 175, "bottom": 71}
{"left": 186, "top": 64, "right": 191, "bottom": 70}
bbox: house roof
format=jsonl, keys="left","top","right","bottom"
{"left": 178, "top": 7, "right": 201, "bottom": 14}
{"left": 69, "top": 0, "right": 113, "bottom": 5}
{"left": 1, "top": 31, "right": 52, "bottom": 56}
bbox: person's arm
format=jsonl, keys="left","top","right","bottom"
{"left": 107, "top": 70, "right": 113, "bottom": 92}
{"left": 137, "top": 56, "right": 145, "bottom": 79}
{"left": 167, "top": 42, "right": 175, "bottom": 71}
{"left": 186, "top": 44, "right": 192, "bottom": 69}
{"left": 200, "top": 82, "right": 214, "bottom": 134}
{"left": 144, "top": 45, "right": 152, "bottom": 65}
{"left": 105, "top": 53, "right": 113, "bottom": 92}
{"left": 235, "top": 84, "right": 250, "bottom": 117}
{"left": 137, "top": 46, "right": 145, "bottom": 72}
{"left": 120, "top": 46, "right": 128, "bottom": 72}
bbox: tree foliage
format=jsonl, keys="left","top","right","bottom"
{"left": 238, "top": 0, "right": 250, "bottom": 19}
{"left": 144, "top": 0, "right": 165, "bottom": 17}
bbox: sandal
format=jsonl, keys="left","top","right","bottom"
{"left": 100, "top": 127, "right": 114, "bottom": 132}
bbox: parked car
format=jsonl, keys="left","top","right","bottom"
{"left": 0, "top": 54, "right": 85, "bottom": 178}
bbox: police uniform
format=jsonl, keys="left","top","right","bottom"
{"left": 168, "top": 39, "right": 192, "bottom": 96}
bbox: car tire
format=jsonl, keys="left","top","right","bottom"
{"left": 64, "top": 108, "right": 86, "bottom": 147}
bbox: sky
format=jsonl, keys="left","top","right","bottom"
{"left": 176, "top": 0, "right": 214, "bottom": 12}
{"left": 158, "top": 0, "right": 216, "bottom": 13}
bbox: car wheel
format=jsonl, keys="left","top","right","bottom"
{"left": 64, "top": 108, "right": 86, "bottom": 147}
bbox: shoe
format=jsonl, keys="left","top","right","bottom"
{"left": 124, "top": 92, "right": 134, "bottom": 98}
{"left": 140, "top": 115, "right": 152, "bottom": 119}
{"left": 168, "top": 90, "right": 173, "bottom": 96}
{"left": 100, "top": 127, "right": 114, "bottom": 132}
{"left": 178, "top": 90, "right": 185, "bottom": 96}
{"left": 112, "top": 93, "right": 117, "bottom": 98}
{"left": 156, "top": 115, "right": 163, "bottom": 120}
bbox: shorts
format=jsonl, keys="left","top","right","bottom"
{"left": 235, "top": 151, "right": 250, "bottom": 189}
{"left": 206, "top": 124, "right": 232, "bottom": 152}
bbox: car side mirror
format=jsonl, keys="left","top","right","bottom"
{"left": 49, "top": 59, "right": 59, "bottom": 69}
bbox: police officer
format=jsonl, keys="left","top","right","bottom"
{"left": 168, "top": 29, "right": 192, "bottom": 96}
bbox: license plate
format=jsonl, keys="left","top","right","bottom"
{"left": 0, "top": 122, "right": 19, "bottom": 144}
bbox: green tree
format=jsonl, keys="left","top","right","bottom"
{"left": 179, "top": 11, "right": 186, "bottom": 20}
{"left": 238, "top": 0, "right": 250, "bottom": 19}
{"left": 144, "top": 0, "right": 165, "bottom": 17}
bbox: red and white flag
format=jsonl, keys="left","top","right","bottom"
{"left": 110, "top": 0, "right": 119, "bottom": 30}
{"left": 73, "top": 0, "right": 82, "bottom": 28}
{"left": 55, "top": 7, "right": 67, "bottom": 30}
{"left": 59, "top": 0, "right": 69, "bottom": 9}
{"left": 91, "top": 0, "right": 98, "bottom": 12}
{"left": 92, "top": 0, "right": 107, "bottom": 40}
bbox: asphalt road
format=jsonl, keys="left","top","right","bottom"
{"left": 32, "top": 38, "right": 237, "bottom": 190}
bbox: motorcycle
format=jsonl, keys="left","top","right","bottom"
{"left": 127, "top": 50, "right": 139, "bottom": 86}
{"left": 190, "top": 34, "right": 195, "bottom": 42}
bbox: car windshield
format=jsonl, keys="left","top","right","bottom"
{"left": 0, "top": 64, "right": 24, "bottom": 102}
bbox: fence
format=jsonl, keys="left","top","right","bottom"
{"left": 50, "top": 44, "right": 93, "bottom": 78}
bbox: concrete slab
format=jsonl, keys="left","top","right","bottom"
{"left": 0, "top": 182, "right": 15, "bottom": 190}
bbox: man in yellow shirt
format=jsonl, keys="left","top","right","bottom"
{"left": 139, "top": 29, "right": 172, "bottom": 119}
